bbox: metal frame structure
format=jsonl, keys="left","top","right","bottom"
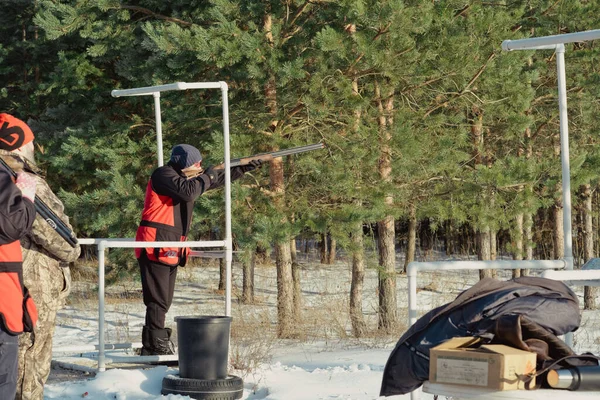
{"left": 110, "top": 81, "right": 234, "bottom": 319}
{"left": 407, "top": 29, "right": 600, "bottom": 400}
{"left": 53, "top": 82, "right": 234, "bottom": 372}
{"left": 502, "top": 28, "right": 600, "bottom": 270}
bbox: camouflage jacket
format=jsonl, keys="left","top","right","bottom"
{"left": 0, "top": 151, "right": 81, "bottom": 264}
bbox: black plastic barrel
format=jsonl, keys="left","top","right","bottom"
{"left": 175, "top": 316, "right": 232, "bottom": 380}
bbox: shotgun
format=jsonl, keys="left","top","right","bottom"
{"left": 213, "top": 142, "right": 325, "bottom": 169}
{"left": 0, "top": 157, "right": 78, "bottom": 248}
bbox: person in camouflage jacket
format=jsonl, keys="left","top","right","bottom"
{"left": 0, "top": 130, "right": 81, "bottom": 400}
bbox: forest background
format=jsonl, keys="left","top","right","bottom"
{"left": 2, "top": 0, "right": 600, "bottom": 339}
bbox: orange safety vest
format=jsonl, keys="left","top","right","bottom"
{"left": 0, "top": 240, "right": 38, "bottom": 335}
{"left": 135, "top": 180, "right": 188, "bottom": 266}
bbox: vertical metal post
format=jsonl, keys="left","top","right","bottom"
{"left": 408, "top": 264, "right": 418, "bottom": 327}
{"left": 555, "top": 44, "right": 574, "bottom": 272}
{"left": 153, "top": 92, "right": 164, "bottom": 166}
{"left": 221, "top": 82, "right": 232, "bottom": 317}
{"left": 408, "top": 263, "right": 420, "bottom": 400}
{"left": 97, "top": 241, "right": 106, "bottom": 372}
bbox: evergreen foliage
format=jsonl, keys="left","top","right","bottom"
{"left": 2, "top": 0, "right": 600, "bottom": 312}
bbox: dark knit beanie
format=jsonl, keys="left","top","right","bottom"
{"left": 170, "top": 144, "right": 202, "bottom": 169}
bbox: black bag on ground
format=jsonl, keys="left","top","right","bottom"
{"left": 379, "top": 276, "right": 581, "bottom": 397}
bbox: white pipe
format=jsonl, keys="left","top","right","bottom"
{"left": 153, "top": 92, "right": 164, "bottom": 167}
{"left": 179, "top": 82, "right": 223, "bottom": 90}
{"left": 221, "top": 82, "right": 232, "bottom": 318}
{"left": 188, "top": 250, "right": 225, "bottom": 258}
{"left": 102, "top": 354, "right": 178, "bottom": 364}
{"left": 503, "top": 44, "right": 558, "bottom": 51}
{"left": 111, "top": 82, "right": 188, "bottom": 97}
{"left": 54, "top": 342, "right": 142, "bottom": 354}
{"left": 407, "top": 259, "right": 565, "bottom": 272}
{"left": 502, "top": 29, "right": 600, "bottom": 51}
{"left": 77, "top": 238, "right": 133, "bottom": 245}
{"left": 542, "top": 269, "right": 600, "bottom": 284}
{"left": 97, "top": 241, "right": 106, "bottom": 372}
{"left": 78, "top": 238, "right": 224, "bottom": 248}
{"left": 111, "top": 82, "right": 223, "bottom": 97}
{"left": 99, "top": 240, "right": 226, "bottom": 248}
{"left": 555, "top": 44, "right": 574, "bottom": 270}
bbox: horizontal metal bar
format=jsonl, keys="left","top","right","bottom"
{"left": 99, "top": 240, "right": 226, "bottom": 249}
{"left": 111, "top": 81, "right": 224, "bottom": 97}
{"left": 542, "top": 269, "right": 600, "bottom": 286}
{"left": 53, "top": 342, "right": 142, "bottom": 354}
{"left": 407, "top": 259, "right": 565, "bottom": 274}
{"left": 502, "top": 29, "right": 600, "bottom": 51}
{"left": 77, "top": 238, "right": 133, "bottom": 245}
{"left": 105, "top": 354, "right": 178, "bottom": 363}
{"left": 189, "top": 250, "right": 225, "bottom": 259}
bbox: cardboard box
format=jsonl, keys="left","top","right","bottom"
{"left": 429, "top": 337, "right": 536, "bottom": 390}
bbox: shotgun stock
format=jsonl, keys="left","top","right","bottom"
{"left": 0, "top": 157, "right": 78, "bottom": 248}
{"left": 213, "top": 142, "right": 325, "bottom": 169}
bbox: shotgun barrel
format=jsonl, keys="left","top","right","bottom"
{"left": 228, "top": 142, "right": 325, "bottom": 167}
{"left": 0, "top": 157, "right": 78, "bottom": 248}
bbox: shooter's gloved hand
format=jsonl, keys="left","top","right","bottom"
{"left": 203, "top": 166, "right": 225, "bottom": 188}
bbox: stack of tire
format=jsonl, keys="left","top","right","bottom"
{"left": 162, "top": 316, "right": 243, "bottom": 400}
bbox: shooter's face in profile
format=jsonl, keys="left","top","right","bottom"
{"left": 182, "top": 161, "right": 203, "bottom": 179}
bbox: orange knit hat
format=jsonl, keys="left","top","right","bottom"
{"left": 0, "top": 113, "right": 35, "bottom": 151}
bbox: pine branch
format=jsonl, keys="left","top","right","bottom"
{"left": 423, "top": 52, "right": 496, "bottom": 118}
{"left": 119, "top": 5, "right": 192, "bottom": 27}
{"left": 281, "top": 0, "right": 330, "bottom": 44}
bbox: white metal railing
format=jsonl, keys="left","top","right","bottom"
{"left": 69, "top": 238, "right": 231, "bottom": 372}
{"left": 56, "top": 81, "right": 235, "bottom": 372}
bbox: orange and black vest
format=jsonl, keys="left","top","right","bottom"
{"left": 0, "top": 168, "right": 38, "bottom": 335}
{"left": 0, "top": 241, "right": 38, "bottom": 334}
{"left": 135, "top": 164, "right": 211, "bottom": 266}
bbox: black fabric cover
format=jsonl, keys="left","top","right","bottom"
{"left": 379, "top": 276, "right": 580, "bottom": 396}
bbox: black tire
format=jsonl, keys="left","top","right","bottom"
{"left": 161, "top": 374, "right": 243, "bottom": 400}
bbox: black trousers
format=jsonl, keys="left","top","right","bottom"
{"left": 0, "top": 325, "right": 18, "bottom": 400}
{"left": 138, "top": 252, "right": 178, "bottom": 330}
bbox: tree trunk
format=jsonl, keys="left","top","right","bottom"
{"left": 554, "top": 197, "right": 565, "bottom": 259}
{"left": 553, "top": 132, "right": 565, "bottom": 260}
{"left": 350, "top": 214, "right": 367, "bottom": 337}
{"left": 349, "top": 77, "right": 367, "bottom": 337}
{"left": 471, "top": 106, "right": 494, "bottom": 280}
{"left": 264, "top": 12, "right": 294, "bottom": 338}
{"left": 404, "top": 204, "right": 417, "bottom": 273}
{"left": 291, "top": 237, "right": 302, "bottom": 319}
{"left": 522, "top": 122, "right": 534, "bottom": 274}
{"left": 512, "top": 213, "right": 524, "bottom": 278}
{"left": 375, "top": 81, "right": 396, "bottom": 332}
{"left": 218, "top": 258, "right": 226, "bottom": 292}
{"left": 445, "top": 220, "right": 454, "bottom": 256}
{"left": 242, "top": 251, "right": 256, "bottom": 304}
{"left": 320, "top": 232, "right": 328, "bottom": 264}
{"left": 478, "top": 228, "right": 493, "bottom": 279}
{"left": 490, "top": 229, "right": 497, "bottom": 261}
{"left": 582, "top": 184, "right": 597, "bottom": 309}
{"left": 327, "top": 237, "right": 337, "bottom": 265}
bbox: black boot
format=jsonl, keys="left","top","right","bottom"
{"left": 141, "top": 326, "right": 176, "bottom": 355}
{"left": 140, "top": 325, "right": 153, "bottom": 355}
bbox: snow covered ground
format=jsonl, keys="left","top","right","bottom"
{"left": 44, "top": 252, "right": 600, "bottom": 399}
